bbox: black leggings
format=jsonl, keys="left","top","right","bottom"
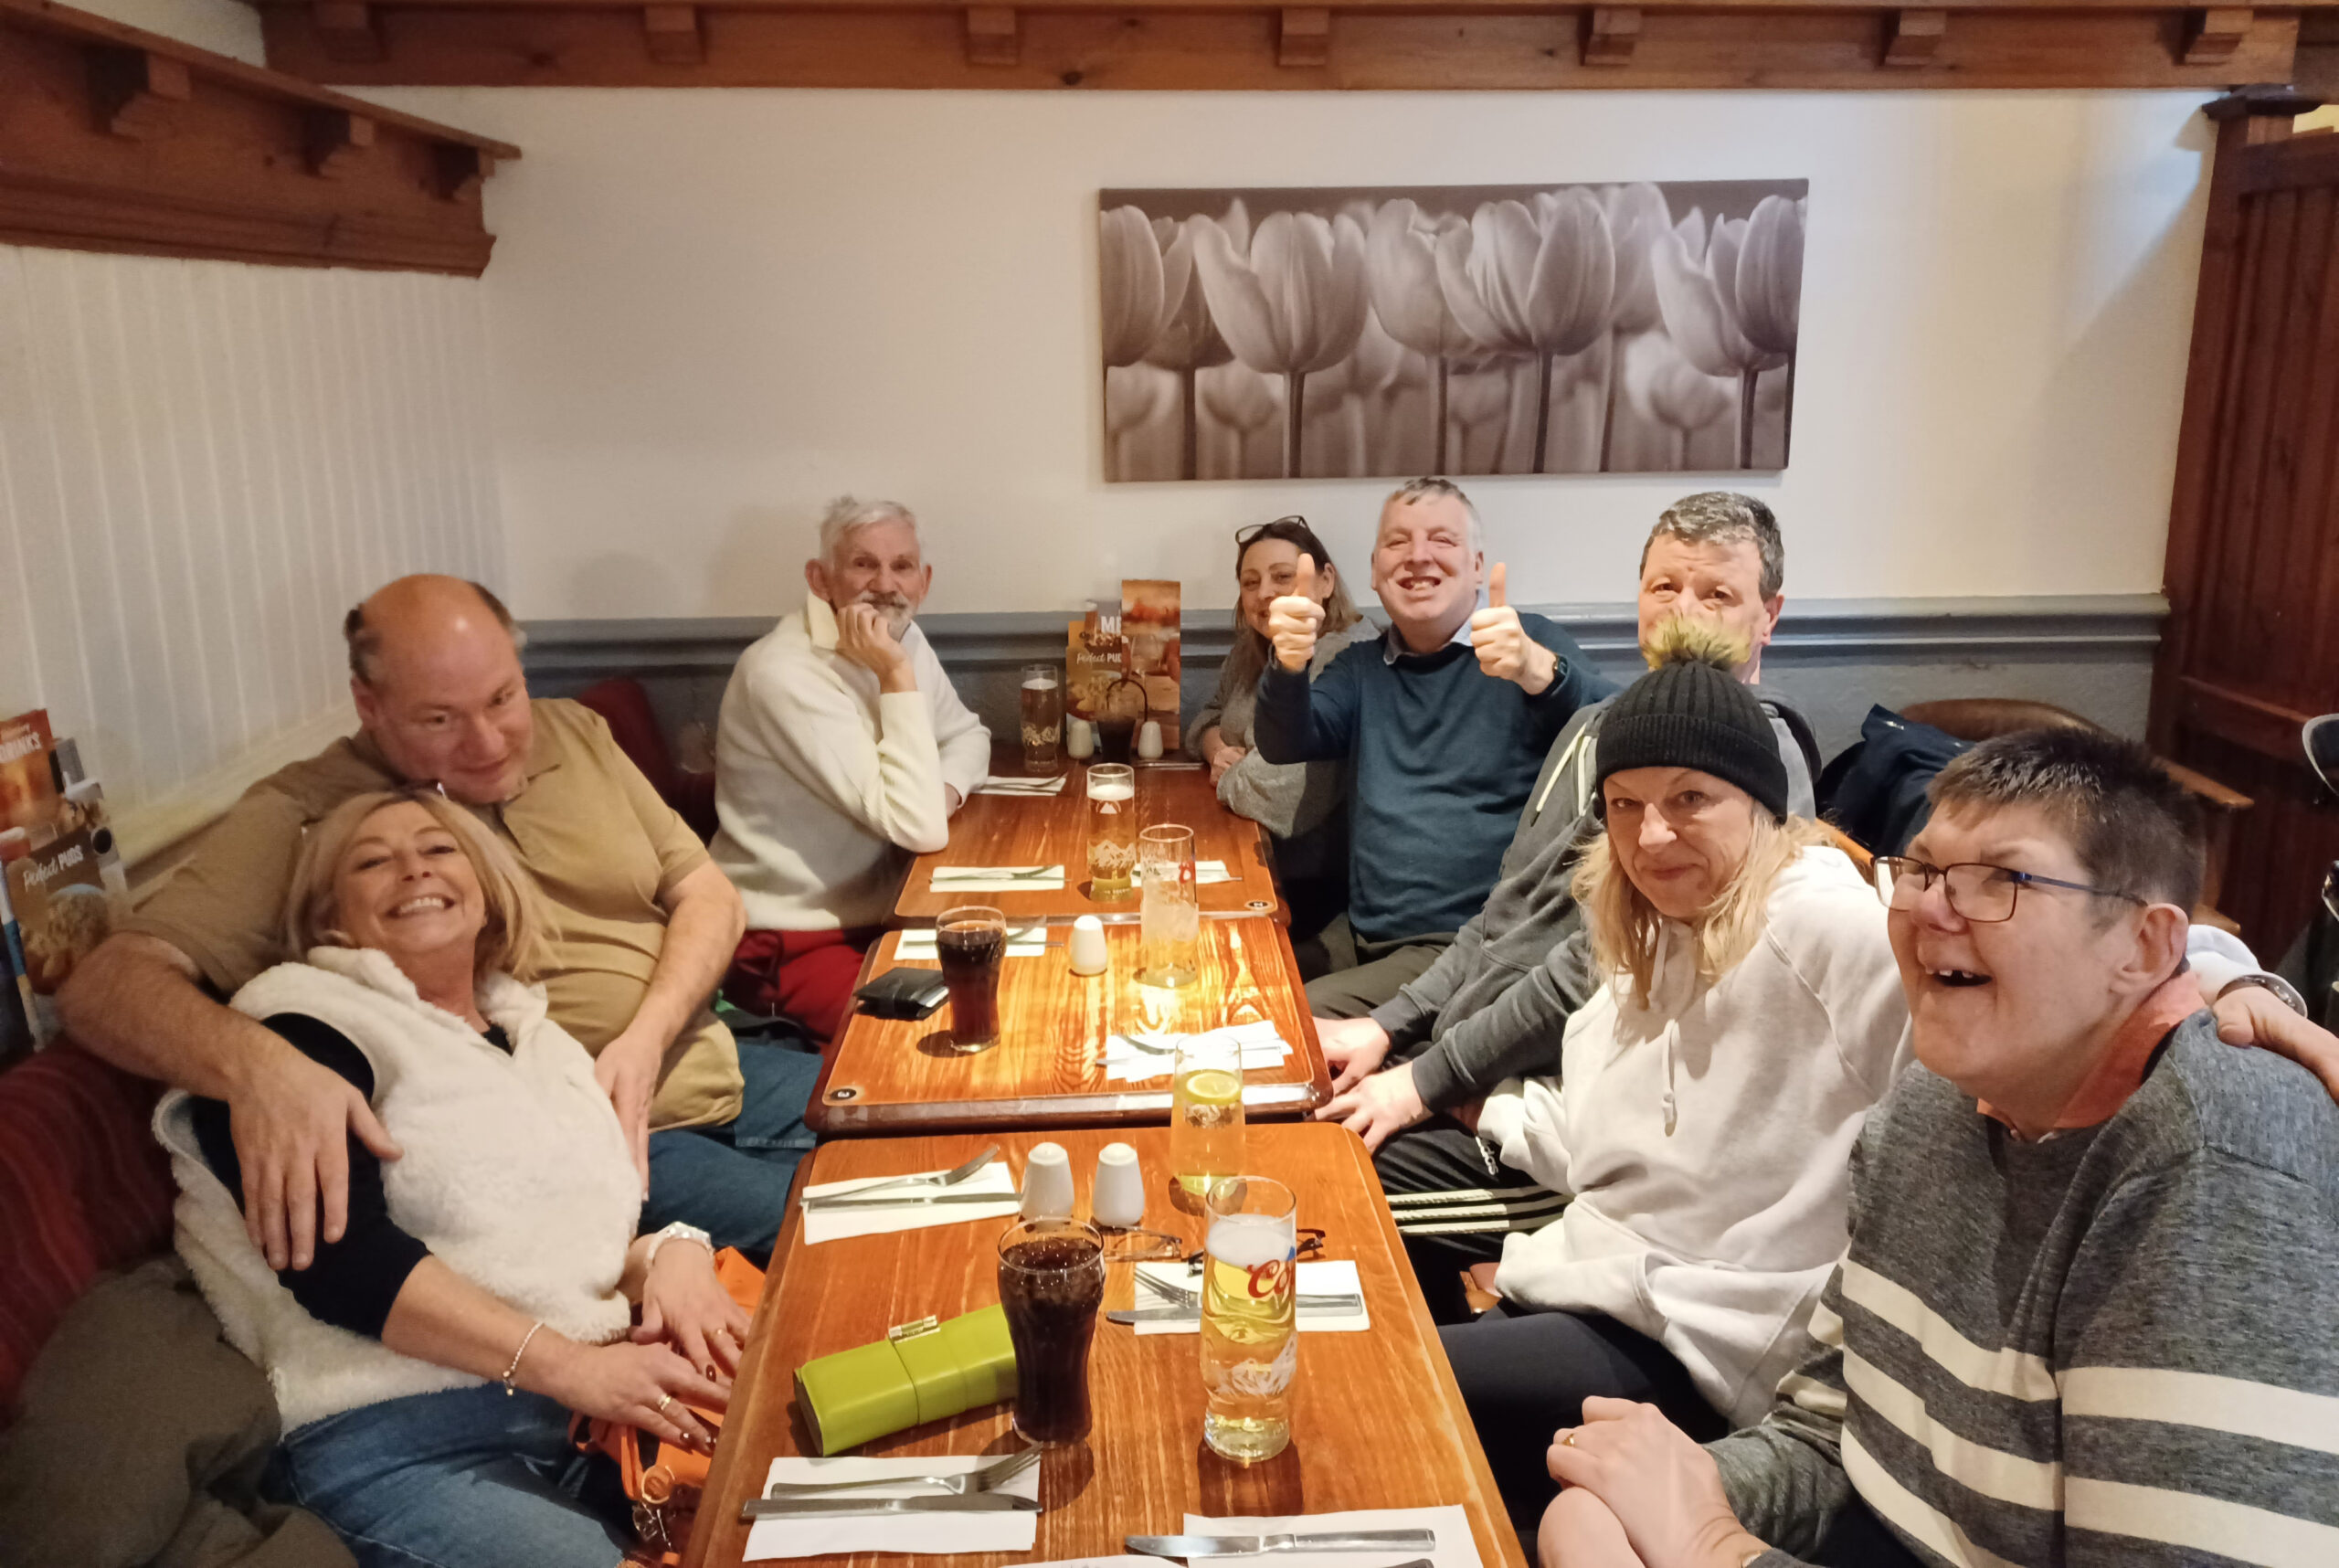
{"left": 1440, "top": 1305, "right": 1730, "bottom": 1536}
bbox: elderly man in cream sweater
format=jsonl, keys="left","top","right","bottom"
{"left": 712, "top": 498, "right": 990, "bottom": 1043}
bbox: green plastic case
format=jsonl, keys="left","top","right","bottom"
{"left": 792, "top": 1304, "right": 1019, "bottom": 1455}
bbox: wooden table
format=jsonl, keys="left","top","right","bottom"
{"left": 810, "top": 917, "right": 1331, "bottom": 1134}
{"left": 684, "top": 1124, "right": 1529, "bottom": 1568}
{"left": 895, "top": 754, "right": 1284, "bottom": 925}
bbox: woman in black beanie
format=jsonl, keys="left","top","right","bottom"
{"left": 1436, "top": 619, "right": 1910, "bottom": 1549}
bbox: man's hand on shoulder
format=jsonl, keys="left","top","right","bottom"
{"left": 2214, "top": 980, "right": 2339, "bottom": 1102}
{"left": 595, "top": 1027, "right": 662, "bottom": 1186}
{"left": 1469, "top": 564, "right": 1558, "bottom": 695}
{"left": 833, "top": 603, "right": 916, "bottom": 694}
{"left": 232, "top": 1044, "right": 403, "bottom": 1271}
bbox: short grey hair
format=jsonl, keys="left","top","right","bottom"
{"left": 1383, "top": 477, "right": 1480, "bottom": 546}
{"left": 819, "top": 496, "right": 922, "bottom": 566}
{"left": 1641, "top": 493, "right": 1784, "bottom": 601}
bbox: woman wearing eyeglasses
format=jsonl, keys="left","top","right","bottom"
{"left": 1188, "top": 516, "right": 1365, "bottom": 972}
{"left": 1440, "top": 621, "right": 1911, "bottom": 1541}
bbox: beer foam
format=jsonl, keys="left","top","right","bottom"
{"left": 1207, "top": 1214, "right": 1293, "bottom": 1269}
{"left": 1086, "top": 781, "right": 1135, "bottom": 803}
{"left": 1021, "top": 675, "right": 1059, "bottom": 689}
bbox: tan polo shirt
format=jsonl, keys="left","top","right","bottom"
{"left": 122, "top": 698, "right": 744, "bottom": 1130}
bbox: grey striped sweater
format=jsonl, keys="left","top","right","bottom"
{"left": 1709, "top": 1010, "right": 2339, "bottom": 1567}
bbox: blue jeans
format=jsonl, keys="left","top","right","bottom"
{"left": 644, "top": 1038, "right": 821, "bottom": 1267}
{"left": 268, "top": 1385, "right": 630, "bottom": 1568}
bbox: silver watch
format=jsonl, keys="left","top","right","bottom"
{"left": 2217, "top": 972, "right": 2308, "bottom": 1017}
{"left": 643, "top": 1220, "right": 714, "bottom": 1270}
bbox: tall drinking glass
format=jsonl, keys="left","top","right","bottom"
{"left": 1170, "top": 1033, "right": 1244, "bottom": 1199}
{"left": 1200, "top": 1176, "right": 1297, "bottom": 1464}
{"left": 1137, "top": 824, "right": 1200, "bottom": 988}
{"left": 1085, "top": 763, "right": 1138, "bottom": 900}
{"left": 936, "top": 904, "right": 1006, "bottom": 1054}
{"left": 1019, "top": 663, "right": 1063, "bottom": 771}
{"left": 997, "top": 1217, "right": 1106, "bottom": 1446}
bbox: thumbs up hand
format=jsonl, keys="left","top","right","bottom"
{"left": 1266, "top": 553, "right": 1328, "bottom": 673}
{"left": 1470, "top": 563, "right": 1559, "bottom": 694}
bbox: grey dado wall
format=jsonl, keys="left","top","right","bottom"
{"left": 522, "top": 596, "right": 2166, "bottom": 768}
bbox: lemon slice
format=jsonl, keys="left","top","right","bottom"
{"left": 1182, "top": 1068, "right": 1243, "bottom": 1106}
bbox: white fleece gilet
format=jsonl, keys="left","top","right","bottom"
{"left": 1476, "top": 847, "right": 1913, "bottom": 1428}
{"left": 153, "top": 948, "right": 642, "bottom": 1431}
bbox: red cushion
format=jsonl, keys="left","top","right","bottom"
{"left": 577, "top": 676, "right": 718, "bottom": 842}
{"left": 0, "top": 1045, "right": 174, "bottom": 1417}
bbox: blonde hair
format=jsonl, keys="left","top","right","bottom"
{"left": 285, "top": 789, "right": 550, "bottom": 982}
{"left": 1574, "top": 796, "right": 1831, "bottom": 1011}
{"left": 1639, "top": 612, "right": 1753, "bottom": 673}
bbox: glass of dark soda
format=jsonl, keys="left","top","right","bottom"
{"left": 996, "top": 1216, "right": 1106, "bottom": 1446}
{"left": 936, "top": 905, "right": 1007, "bottom": 1054}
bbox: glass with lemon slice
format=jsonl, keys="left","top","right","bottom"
{"left": 1170, "top": 1034, "right": 1245, "bottom": 1198}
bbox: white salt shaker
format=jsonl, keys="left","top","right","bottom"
{"left": 1021, "top": 1142, "right": 1075, "bottom": 1221}
{"left": 1068, "top": 914, "right": 1108, "bottom": 976}
{"left": 1093, "top": 1142, "right": 1145, "bottom": 1229}
{"left": 1137, "top": 719, "right": 1164, "bottom": 759}
{"left": 1065, "top": 717, "right": 1095, "bottom": 759}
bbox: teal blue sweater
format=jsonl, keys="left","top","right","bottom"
{"left": 1253, "top": 616, "right": 1613, "bottom": 943}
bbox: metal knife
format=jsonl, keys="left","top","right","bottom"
{"left": 803, "top": 1189, "right": 1023, "bottom": 1212}
{"left": 1126, "top": 1532, "right": 1434, "bottom": 1557}
{"left": 1107, "top": 1296, "right": 1364, "bottom": 1325}
{"left": 743, "top": 1492, "right": 1041, "bottom": 1520}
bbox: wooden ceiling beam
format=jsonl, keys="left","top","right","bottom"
{"left": 2, "top": 1, "right": 516, "bottom": 273}
{"left": 247, "top": 4, "right": 2308, "bottom": 88}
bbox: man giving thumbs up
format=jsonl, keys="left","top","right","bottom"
{"left": 1254, "top": 479, "right": 1614, "bottom": 1020}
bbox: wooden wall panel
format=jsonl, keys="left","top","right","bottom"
{"left": 2154, "top": 102, "right": 2339, "bottom": 960}
{"left": 0, "top": 246, "right": 503, "bottom": 862}
{"left": 253, "top": 1, "right": 2304, "bottom": 89}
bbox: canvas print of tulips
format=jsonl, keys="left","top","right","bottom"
{"left": 1099, "top": 180, "right": 1806, "bottom": 483}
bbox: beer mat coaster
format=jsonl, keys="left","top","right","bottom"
{"left": 974, "top": 774, "right": 1068, "bottom": 796}
{"left": 744, "top": 1456, "right": 1042, "bottom": 1560}
{"left": 929, "top": 864, "right": 1067, "bottom": 891}
{"left": 799, "top": 1165, "right": 1023, "bottom": 1245}
{"left": 1127, "top": 1261, "right": 1369, "bottom": 1336}
{"left": 1177, "top": 1506, "right": 1478, "bottom": 1568}
{"left": 893, "top": 927, "right": 1051, "bottom": 959}
{"left": 1101, "top": 1022, "right": 1291, "bottom": 1084}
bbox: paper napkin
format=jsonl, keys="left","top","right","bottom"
{"left": 1176, "top": 1506, "right": 1480, "bottom": 1568}
{"left": 893, "top": 927, "right": 1050, "bottom": 960}
{"left": 1101, "top": 1021, "right": 1292, "bottom": 1084}
{"left": 1127, "top": 1260, "right": 1369, "bottom": 1336}
{"left": 928, "top": 864, "right": 1066, "bottom": 892}
{"left": 744, "top": 1454, "right": 1042, "bottom": 1560}
{"left": 1196, "top": 859, "right": 1236, "bottom": 885}
{"left": 800, "top": 1164, "right": 1022, "bottom": 1245}
{"left": 974, "top": 775, "right": 1068, "bottom": 796}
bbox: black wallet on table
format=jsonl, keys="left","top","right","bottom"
{"left": 853, "top": 967, "right": 948, "bottom": 1021}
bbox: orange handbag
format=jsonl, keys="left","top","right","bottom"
{"left": 573, "top": 1245, "right": 766, "bottom": 1566}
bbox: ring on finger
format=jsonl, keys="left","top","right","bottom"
{"left": 655, "top": 1393, "right": 673, "bottom": 1414}
{"left": 1561, "top": 1430, "right": 1577, "bottom": 1447}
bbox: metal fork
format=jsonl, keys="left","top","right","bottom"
{"left": 802, "top": 1145, "right": 999, "bottom": 1210}
{"left": 762, "top": 1446, "right": 1039, "bottom": 1499}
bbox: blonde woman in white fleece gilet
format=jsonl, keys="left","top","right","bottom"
{"left": 1438, "top": 624, "right": 1911, "bottom": 1540}
{"left": 153, "top": 789, "right": 745, "bottom": 1568}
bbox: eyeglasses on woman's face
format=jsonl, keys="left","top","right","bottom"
{"left": 1876, "top": 855, "right": 2145, "bottom": 925}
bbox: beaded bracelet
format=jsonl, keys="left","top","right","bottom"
{"left": 502, "top": 1319, "right": 545, "bottom": 1396}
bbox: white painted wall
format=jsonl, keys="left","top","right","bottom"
{"left": 0, "top": 247, "right": 503, "bottom": 860}
{"left": 65, "top": 0, "right": 265, "bottom": 64}
{"left": 360, "top": 88, "right": 2212, "bottom": 623}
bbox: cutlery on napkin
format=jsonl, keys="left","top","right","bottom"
{"left": 928, "top": 864, "right": 1066, "bottom": 892}
{"left": 1126, "top": 1532, "right": 1434, "bottom": 1558}
{"left": 799, "top": 1165, "right": 1022, "bottom": 1245}
{"left": 744, "top": 1455, "right": 1042, "bottom": 1560}
{"left": 974, "top": 775, "right": 1067, "bottom": 796}
{"left": 894, "top": 927, "right": 1050, "bottom": 959}
{"left": 1152, "top": 1507, "right": 1481, "bottom": 1568}
{"left": 745, "top": 1494, "right": 1039, "bottom": 1520}
{"left": 1118, "top": 1261, "right": 1369, "bottom": 1334}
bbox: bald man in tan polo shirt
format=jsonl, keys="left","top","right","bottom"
{"left": 61, "top": 577, "right": 818, "bottom": 1269}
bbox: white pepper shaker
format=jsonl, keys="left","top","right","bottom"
{"left": 1093, "top": 1142, "right": 1146, "bottom": 1229}
{"left": 1021, "top": 1142, "right": 1075, "bottom": 1221}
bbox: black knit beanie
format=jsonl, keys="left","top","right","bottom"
{"left": 1596, "top": 641, "right": 1788, "bottom": 821}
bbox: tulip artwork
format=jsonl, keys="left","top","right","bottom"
{"left": 1101, "top": 179, "right": 1805, "bottom": 482}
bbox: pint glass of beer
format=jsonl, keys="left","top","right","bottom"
{"left": 936, "top": 905, "right": 1007, "bottom": 1053}
{"left": 1199, "top": 1176, "right": 1297, "bottom": 1464}
{"left": 1085, "top": 763, "right": 1138, "bottom": 899}
{"left": 997, "top": 1217, "right": 1106, "bottom": 1446}
{"left": 1019, "top": 663, "right": 1062, "bottom": 771}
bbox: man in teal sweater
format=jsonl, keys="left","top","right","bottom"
{"left": 1537, "top": 727, "right": 2339, "bottom": 1568}
{"left": 1254, "top": 477, "right": 1614, "bottom": 1017}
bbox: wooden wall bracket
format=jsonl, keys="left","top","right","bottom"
{"left": 1584, "top": 6, "right": 1642, "bottom": 67}
{"left": 643, "top": 4, "right": 703, "bottom": 65}
{"left": 1884, "top": 8, "right": 1947, "bottom": 68}
{"left": 87, "top": 47, "right": 191, "bottom": 139}
{"left": 4, "top": 0, "right": 517, "bottom": 274}
{"left": 2186, "top": 7, "right": 2255, "bottom": 65}
{"left": 1278, "top": 7, "right": 1330, "bottom": 69}
{"left": 312, "top": 0, "right": 381, "bottom": 64}
{"left": 966, "top": 6, "right": 1018, "bottom": 66}
{"left": 302, "top": 106, "right": 375, "bottom": 175}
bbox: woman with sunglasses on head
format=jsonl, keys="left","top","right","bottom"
{"left": 1188, "top": 516, "right": 1365, "bottom": 974}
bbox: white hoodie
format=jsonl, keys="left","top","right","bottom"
{"left": 1475, "top": 845, "right": 1911, "bottom": 1428}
